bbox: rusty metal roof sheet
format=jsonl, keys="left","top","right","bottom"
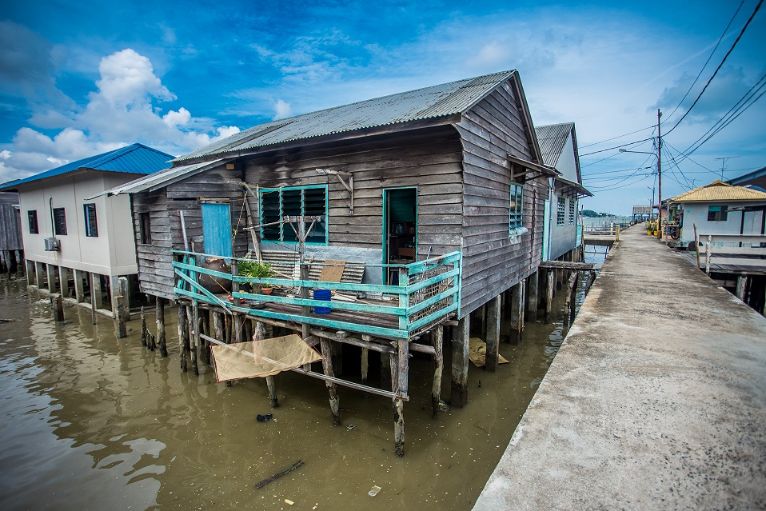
{"left": 671, "top": 180, "right": 766, "bottom": 203}
{"left": 175, "top": 70, "right": 517, "bottom": 163}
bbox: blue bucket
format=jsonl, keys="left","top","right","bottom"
{"left": 313, "top": 289, "right": 332, "bottom": 314}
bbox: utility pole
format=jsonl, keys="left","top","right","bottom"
{"left": 656, "top": 109, "right": 662, "bottom": 240}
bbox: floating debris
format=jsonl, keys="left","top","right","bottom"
{"left": 368, "top": 485, "right": 382, "bottom": 497}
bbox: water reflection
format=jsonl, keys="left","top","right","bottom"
{"left": 0, "top": 275, "right": 583, "bottom": 511}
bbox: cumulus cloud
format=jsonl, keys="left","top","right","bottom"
{"left": 0, "top": 47, "right": 239, "bottom": 182}
{"left": 273, "top": 99, "right": 292, "bottom": 120}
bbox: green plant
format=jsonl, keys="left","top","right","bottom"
{"left": 238, "top": 260, "right": 273, "bottom": 280}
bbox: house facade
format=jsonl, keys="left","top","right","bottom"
{"left": 535, "top": 123, "right": 590, "bottom": 261}
{"left": 671, "top": 181, "right": 766, "bottom": 247}
{"left": 0, "top": 143, "right": 172, "bottom": 315}
{"left": 0, "top": 192, "right": 23, "bottom": 274}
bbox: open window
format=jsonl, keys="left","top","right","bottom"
{"left": 83, "top": 203, "right": 98, "bottom": 237}
{"left": 53, "top": 207, "right": 67, "bottom": 235}
{"left": 259, "top": 185, "right": 328, "bottom": 244}
{"left": 28, "top": 210, "right": 38, "bottom": 234}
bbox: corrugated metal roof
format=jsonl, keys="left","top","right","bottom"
{"left": 0, "top": 143, "right": 174, "bottom": 191}
{"left": 176, "top": 70, "right": 517, "bottom": 163}
{"left": 728, "top": 165, "right": 766, "bottom": 186}
{"left": 534, "top": 122, "right": 574, "bottom": 167}
{"left": 671, "top": 180, "right": 766, "bottom": 203}
{"left": 105, "top": 158, "right": 228, "bottom": 196}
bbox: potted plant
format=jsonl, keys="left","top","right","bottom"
{"left": 238, "top": 260, "right": 274, "bottom": 294}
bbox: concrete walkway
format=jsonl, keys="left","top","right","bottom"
{"left": 473, "top": 227, "right": 766, "bottom": 510}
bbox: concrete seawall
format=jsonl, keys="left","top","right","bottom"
{"left": 473, "top": 227, "right": 766, "bottom": 510}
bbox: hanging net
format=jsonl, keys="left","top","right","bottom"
{"left": 211, "top": 334, "right": 322, "bottom": 383}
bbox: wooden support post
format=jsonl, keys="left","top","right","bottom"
{"left": 254, "top": 320, "right": 279, "bottom": 407}
{"left": 190, "top": 304, "right": 200, "bottom": 374}
{"left": 73, "top": 270, "right": 85, "bottom": 302}
{"left": 58, "top": 266, "right": 70, "bottom": 299}
{"left": 486, "top": 295, "right": 500, "bottom": 372}
{"left": 319, "top": 338, "right": 341, "bottom": 425}
{"left": 510, "top": 279, "right": 525, "bottom": 343}
{"left": 34, "top": 261, "right": 43, "bottom": 288}
{"left": 114, "top": 277, "right": 129, "bottom": 339}
{"left": 140, "top": 306, "right": 147, "bottom": 347}
{"left": 380, "top": 344, "right": 392, "bottom": 390}
{"left": 46, "top": 264, "right": 56, "bottom": 292}
{"left": 393, "top": 339, "right": 409, "bottom": 457}
{"left": 526, "top": 270, "right": 539, "bottom": 321}
{"left": 52, "top": 293, "right": 64, "bottom": 322}
{"left": 545, "top": 269, "right": 555, "bottom": 320}
{"left": 450, "top": 316, "right": 470, "bottom": 408}
{"left": 178, "top": 305, "right": 189, "bottom": 372}
{"left": 735, "top": 276, "right": 748, "bottom": 302}
{"left": 88, "top": 273, "right": 97, "bottom": 324}
{"left": 432, "top": 325, "right": 444, "bottom": 416}
{"left": 25, "top": 260, "right": 33, "bottom": 287}
{"left": 360, "top": 347, "right": 369, "bottom": 384}
{"left": 200, "top": 311, "right": 210, "bottom": 364}
{"left": 157, "top": 298, "right": 168, "bottom": 357}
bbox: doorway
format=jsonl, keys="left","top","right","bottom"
{"left": 201, "top": 202, "right": 233, "bottom": 257}
{"left": 383, "top": 187, "right": 417, "bottom": 285}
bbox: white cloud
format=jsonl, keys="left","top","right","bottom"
{"left": 0, "top": 48, "right": 240, "bottom": 183}
{"left": 273, "top": 99, "right": 292, "bottom": 120}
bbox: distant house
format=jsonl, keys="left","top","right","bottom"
{"left": 535, "top": 122, "right": 591, "bottom": 260}
{"left": 670, "top": 180, "right": 766, "bottom": 247}
{"left": 0, "top": 192, "right": 23, "bottom": 273}
{"left": 0, "top": 143, "right": 173, "bottom": 316}
{"left": 728, "top": 165, "right": 766, "bottom": 191}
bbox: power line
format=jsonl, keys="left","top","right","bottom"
{"left": 579, "top": 125, "right": 655, "bottom": 149}
{"left": 579, "top": 136, "right": 655, "bottom": 157}
{"left": 664, "top": 1, "right": 745, "bottom": 123}
{"left": 665, "top": 0, "right": 763, "bottom": 136}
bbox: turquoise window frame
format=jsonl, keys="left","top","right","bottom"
{"left": 258, "top": 184, "right": 329, "bottom": 245}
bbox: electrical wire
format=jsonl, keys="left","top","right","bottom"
{"left": 664, "top": 0, "right": 763, "bottom": 136}
{"left": 579, "top": 136, "right": 656, "bottom": 157}
{"left": 579, "top": 125, "right": 656, "bottom": 149}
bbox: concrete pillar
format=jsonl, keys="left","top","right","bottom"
{"left": 545, "top": 269, "right": 555, "bottom": 319}
{"left": 25, "top": 260, "right": 34, "bottom": 286}
{"left": 46, "top": 264, "right": 56, "bottom": 292}
{"left": 526, "top": 270, "right": 539, "bottom": 321}
{"left": 34, "top": 261, "right": 44, "bottom": 288}
{"left": 58, "top": 266, "right": 70, "bottom": 299}
{"left": 451, "top": 315, "right": 470, "bottom": 407}
{"left": 510, "top": 278, "right": 526, "bottom": 343}
{"left": 73, "top": 270, "right": 85, "bottom": 302}
{"left": 735, "top": 276, "right": 748, "bottom": 302}
{"left": 485, "top": 295, "right": 501, "bottom": 372}
{"left": 91, "top": 273, "right": 103, "bottom": 309}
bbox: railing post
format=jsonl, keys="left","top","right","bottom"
{"left": 705, "top": 235, "right": 712, "bottom": 274}
{"left": 399, "top": 266, "right": 409, "bottom": 332}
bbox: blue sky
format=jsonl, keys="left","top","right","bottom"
{"left": 1, "top": 0, "right": 764, "bottom": 214}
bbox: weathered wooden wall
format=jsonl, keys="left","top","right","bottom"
{"left": 0, "top": 192, "right": 23, "bottom": 251}
{"left": 243, "top": 126, "right": 464, "bottom": 258}
{"left": 456, "top": 80, "right": 546, "bottom": 317}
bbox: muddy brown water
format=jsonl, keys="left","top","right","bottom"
{"left": 0, "top": 276, "right": 578, "bottom": 510}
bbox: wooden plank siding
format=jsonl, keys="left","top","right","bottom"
{"left": 0, "top": 193, "right": 23, "bottom": 251}
{"left": 456, "top": 80, "right": 546, "bottom": 317}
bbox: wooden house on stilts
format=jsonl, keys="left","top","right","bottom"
{"left": 108, "top": 70, "right": 560, "bottom": 455}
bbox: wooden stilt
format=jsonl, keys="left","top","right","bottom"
{"left": 157, "top": 298, "right": 168, "bottom": 357}
{"left": 253, "top": 320, "right": 279, "bottom": 407}
{"left": 52, "top": 293, "right": 64, "bottom": 322}
{"left": 114, "top": 277, "right": 129, "bottom": 339}
{"left": 736, "top": 276, "right": 748, "bottom": 302}
{"left": 432, "top": 325, "right": 444, "bottom": 417}
{"left": 380, "top": 348, "right": 392, "bottom": 390}
{"left": 190, "top": 304, "right": 200, "bottom": 375}
{"left": 486, "top": 295, "right": 500, "bottom": 372}
{"left": 360, "top": 347, "right": 369, "bottom": 384}
{"left": 91, "top": 273, "right": 103, "bottom": 309}
{"left": 200, "top": 311, "right": 210, "bottom": 364}
{"left": 510, "top": 279, "right": 525, "bottom": 343}
{"left": 392, "top": 339, "right": 408, "bottom": 456}
{"left": 319, "top": 338, "right": 341, "bottom": 425}
{"left": 89, "top": 273, "right": 97, "bottom": 324}
{"left": 178, "top": 305, "right": 189, "bottom": 372}
{"left": 140, "top": 306, "right": 147, "bottom": 347}
{"left": 545, "top": 269, "right": 555, "bottom": 320}
{"left": 450, "top": 316, "right": 470, "bottom": 407}
{"left": 526, "top": 270, "right": 539, "bottom": 321}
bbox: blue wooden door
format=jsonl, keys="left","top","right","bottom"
{"left": 201, "top": 203, "right": 232, "bottom": 257}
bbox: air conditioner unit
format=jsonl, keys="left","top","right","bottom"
{"left": 44, "top": 237, "right": 60, "bottom": 251}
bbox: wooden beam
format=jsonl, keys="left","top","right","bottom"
{"left": 526, "top": 271, "right": 539, "bottom": 321}
{"left": 319, "top": 338, "right": 341, "bottom": 425}
{"left": 486, "top": 295, "right": 500, "bottom": 372}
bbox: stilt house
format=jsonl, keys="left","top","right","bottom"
{"left": 0, "top": 143, "right": 173, "bottom": 316}
{"left": 534, "top": 122, "right": 591, "bottom": 261}
{"left": 109, "top": 70, "right": 560, "bottom": 455}
{"left": 0, "top": 192, "right": 23, "bottom": 274}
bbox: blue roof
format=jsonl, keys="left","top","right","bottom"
{"left": 728, "top": 165, "right": 766, "bottom": 186}
{"left": 0, "top": 143, "right": 174, "bottom": 190}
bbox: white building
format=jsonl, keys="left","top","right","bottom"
{"left": 0, "top": 143, "right": 172, "bottom": 316}
{"left": 671, "top": 181, "right": 766, "bottom": 247}
{"left": 535, "top": 122, "right": 591, "bottom": 260}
